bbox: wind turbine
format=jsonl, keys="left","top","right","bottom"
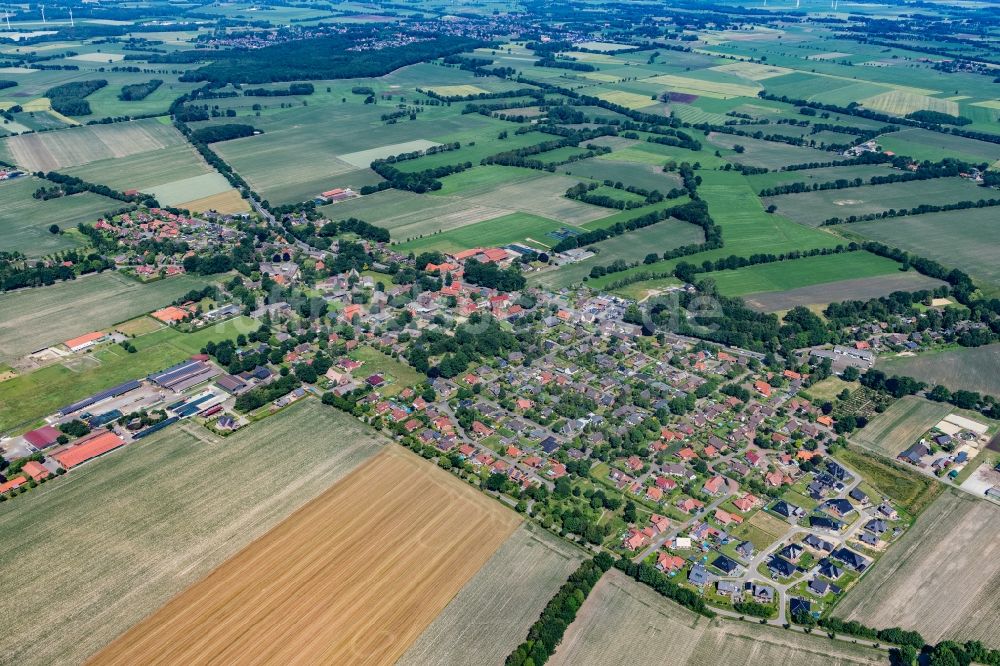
{"left": 4, "top": 10, "right": 11, "bottom": 30}
{"left": 68, "top": 6, "right": 74, "bottom": 27}
{"left": 41, "top": 4, "right": 45, "bottom": 24}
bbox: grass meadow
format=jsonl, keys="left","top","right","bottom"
{"left": 708, "top": 251, "right": 903, "bottom": 297}
{"left": 0, "top": 176, "right": 118, "bottom": 256}
{"left": 876, "top": 344, "right": 1000, "bottom": 397}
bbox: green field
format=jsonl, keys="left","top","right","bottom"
{"left": 708, "top": 251, "right": 903, "bottom": 297}
{"left": 395, "top": 212, "right": 571, "bottom": 254}
{"left": 62, "top": 143, "right": 213, "bottom": 194}
{"left": 877, "top": 128, "right": 1000, "bottom": 163}
{"left": 0, "top": 316, "right": 254, "bottom": 434}
{"left": 849, "top": 207, "right": 1000, "bottom": 295}
{"left": 348, "top": 346, "right": 424, "bottom": 397}
{"left": 585, "top": 171, "right": 841, "bottom": 291}
{"left": 851, "top": 395, "right": 952, "bottom": 457}
{"left": 876, "top": 344, "right": 1000, "bottom": 398}
{"left": 766, "top": 177, "right": 987, "bottom": 227}
{"left": 0, "top": 399, "right": 385, "bottom": 665}
{"left": 0, "top": 272, "right": 215, "bottom": 365}
{"left": 708, "top": 133, "right": 850, "bottom": 170}
{"left": 0, "top": 175, "right": 119, "bottom": 256}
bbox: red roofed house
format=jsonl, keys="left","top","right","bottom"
{"left": 703, "top": 475, "right": 726, "bottom": 496}
{"left": 733, "top": 493, "right": 760, "bottom": 512}
{"left": 651, "top": 514, "right": 671, "bottom": 533}
{"left": 646, "top": 486, "right": 663, "bottom": 502}
{"left": 0, "top": 475, "right": 27, "bottom": 494}
{"left": 341, "top": 304, "right": 362, "bottom": 323}
{"left": 21, "top": 460, "right": 50, "bottom": 482}
{"left": 657, "top": 552, "right": 685, "bottom": 573}
{"left": 677, "top": 447, "right": 696, "bottom": 461}
{"left": 64, "top": 331, "right": 108, "bottom": 352}
{"left": 754, "top": 380, "right": 772, "bottom": 397}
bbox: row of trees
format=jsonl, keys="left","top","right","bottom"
{"left": 504, "top": 554, "right": 614, "bottom": 666}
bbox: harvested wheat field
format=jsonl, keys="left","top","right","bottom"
{"left": 837, "top": 490, "right": 1000, "bottom": 648}
{"left": 179, "top": 188, "right": 250, "bottom": 214}
{"left": 92, "top": 446, "right": 521, "bottom": 666}
{"left": 550, "top": 570, "right": 884, "bottom": 666}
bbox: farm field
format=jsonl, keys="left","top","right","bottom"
{"left": 550, "top": 570, "right": 884, "bottom": 666}
{"left": 851, "top": 395, "right": 953, "bottom": 458}
{"left": 837, "top": 490, "right": 1000, "bottom": 648}
{"left": 62, "top": 143, "right": 213, "bottom": 194}
{"left": 876, "top": 344, "right": 1000, "bottom": 398}
{"left": 0, "top": 400, "right": 386, "bottom": 666}
{"left": 745, "top": 164, "right": 895, "bottom": 192}
{"left": 3, "top": 118, "right": 185, "bottom": 171}
{"left": 765, "top": 178, "right": 986, "bottom": 227}
{"left": 0, "top": 272, "right": 213, "bottom": 365}
{"left": 708, "top": 252, "right": 903, "bottom": 298}
{"left": 530, "top": 219, "right": 705, "bottom": 290}
{"left": 398, "top": 523, "right": 584, "bottom": 666}
{"left": 0, "top": 317, "right": 254, "bottom": 434}
{"left": 835, "top": 445, "right": 942, "bottom": 516}
{"left": 707, "top": 133, "right": 849, "bottom": 170}
{"left": 742, "top": 273, "right": 946, "bottom": 313}
{"left": 395, "top": 212, "right": 568, "bottom": 254}
{"left": 877, "top": 128, "right": 1000, "bottom": 163}
{"left": 0, "top": 175, "right": 119, "bottom": 256}
{"left": 849, "top": 208, "right": 1000, "bottom": 295}
{"left": 93, "top": 445, "right": 521, "bottom": 665}
{"left": 584, "top": 171, "right": 842, "bottom": 292}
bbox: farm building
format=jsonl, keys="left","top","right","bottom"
{"left": 21, "top": 460, "right": 50, "bottom": 481}
{"left": 63, "top": 331, "right": 108, "bottom": 352}
{"left": 58, "top": 380, "right": 142, "bottom": 416}
{"left": 52, "top": 430, "right": 125, "bottom": 469}
{"left": 149, "top": 359, "right": 220, "bottom": 391}
{"left": 0, "top": 475, "right": 27, "bottom": 494}
{"left": 23, "top": 425, "right": 62, "bottom": 450}
{"left": 318, "top": 187, "right": 357, "bottom": 203}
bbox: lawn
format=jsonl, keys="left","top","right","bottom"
{"left": 876, "top": 344, "right": 1000, "bottom": 398}
{"left": 0, "top": 272, "right": 215, "bottom": 365}
{"left": 0, "top": 400, "right": 385, "bottom": 666}
{"left": 0, "top": 317, "right": 250, "bottom": 434}
{"left": 0, "top": 175, "right": 119, "bottom": 256}
{"left": 708, "top": 251, "right": 902, "bottom": 297}
{"left": 349, "top": 346, "right": 423, "bottom": 396}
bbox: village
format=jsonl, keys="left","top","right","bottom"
{"left": 0, "top": 209, "right": 976, "bottom": 627}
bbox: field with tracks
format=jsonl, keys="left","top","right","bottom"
{"left": 0, "top": 272, "right": 213, "bottom": 365}
{"left": 764, "top": 178, "right": 985, "bottom": 227}
{"left": 94, "top": 445, "right": 520, "bottom": 665}
{"left": 877, "top": 344, "right": 1000, "bottom": 397}
{"left": 0, "top": 401, "right": 385, "bottom": 666}
{"left": 851, "top": 395, "right": 952, "bottom": 457}
{"left": 550, "top": 570, "right": 885, "bottom": 666}
{"left": 850, "top": 208, "right": 1000, "bottom": 295}
{"left": 837, "top": 491, "right": 1000, "bottom": 648}
{"left": 398, "top": 523, "right": 584, "bottom": 666}
{"left": 743, "top": 273, "right": 946, "bottom": 313}
{"left": 3, "top": 118, "right": 185, "bottom": 171}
